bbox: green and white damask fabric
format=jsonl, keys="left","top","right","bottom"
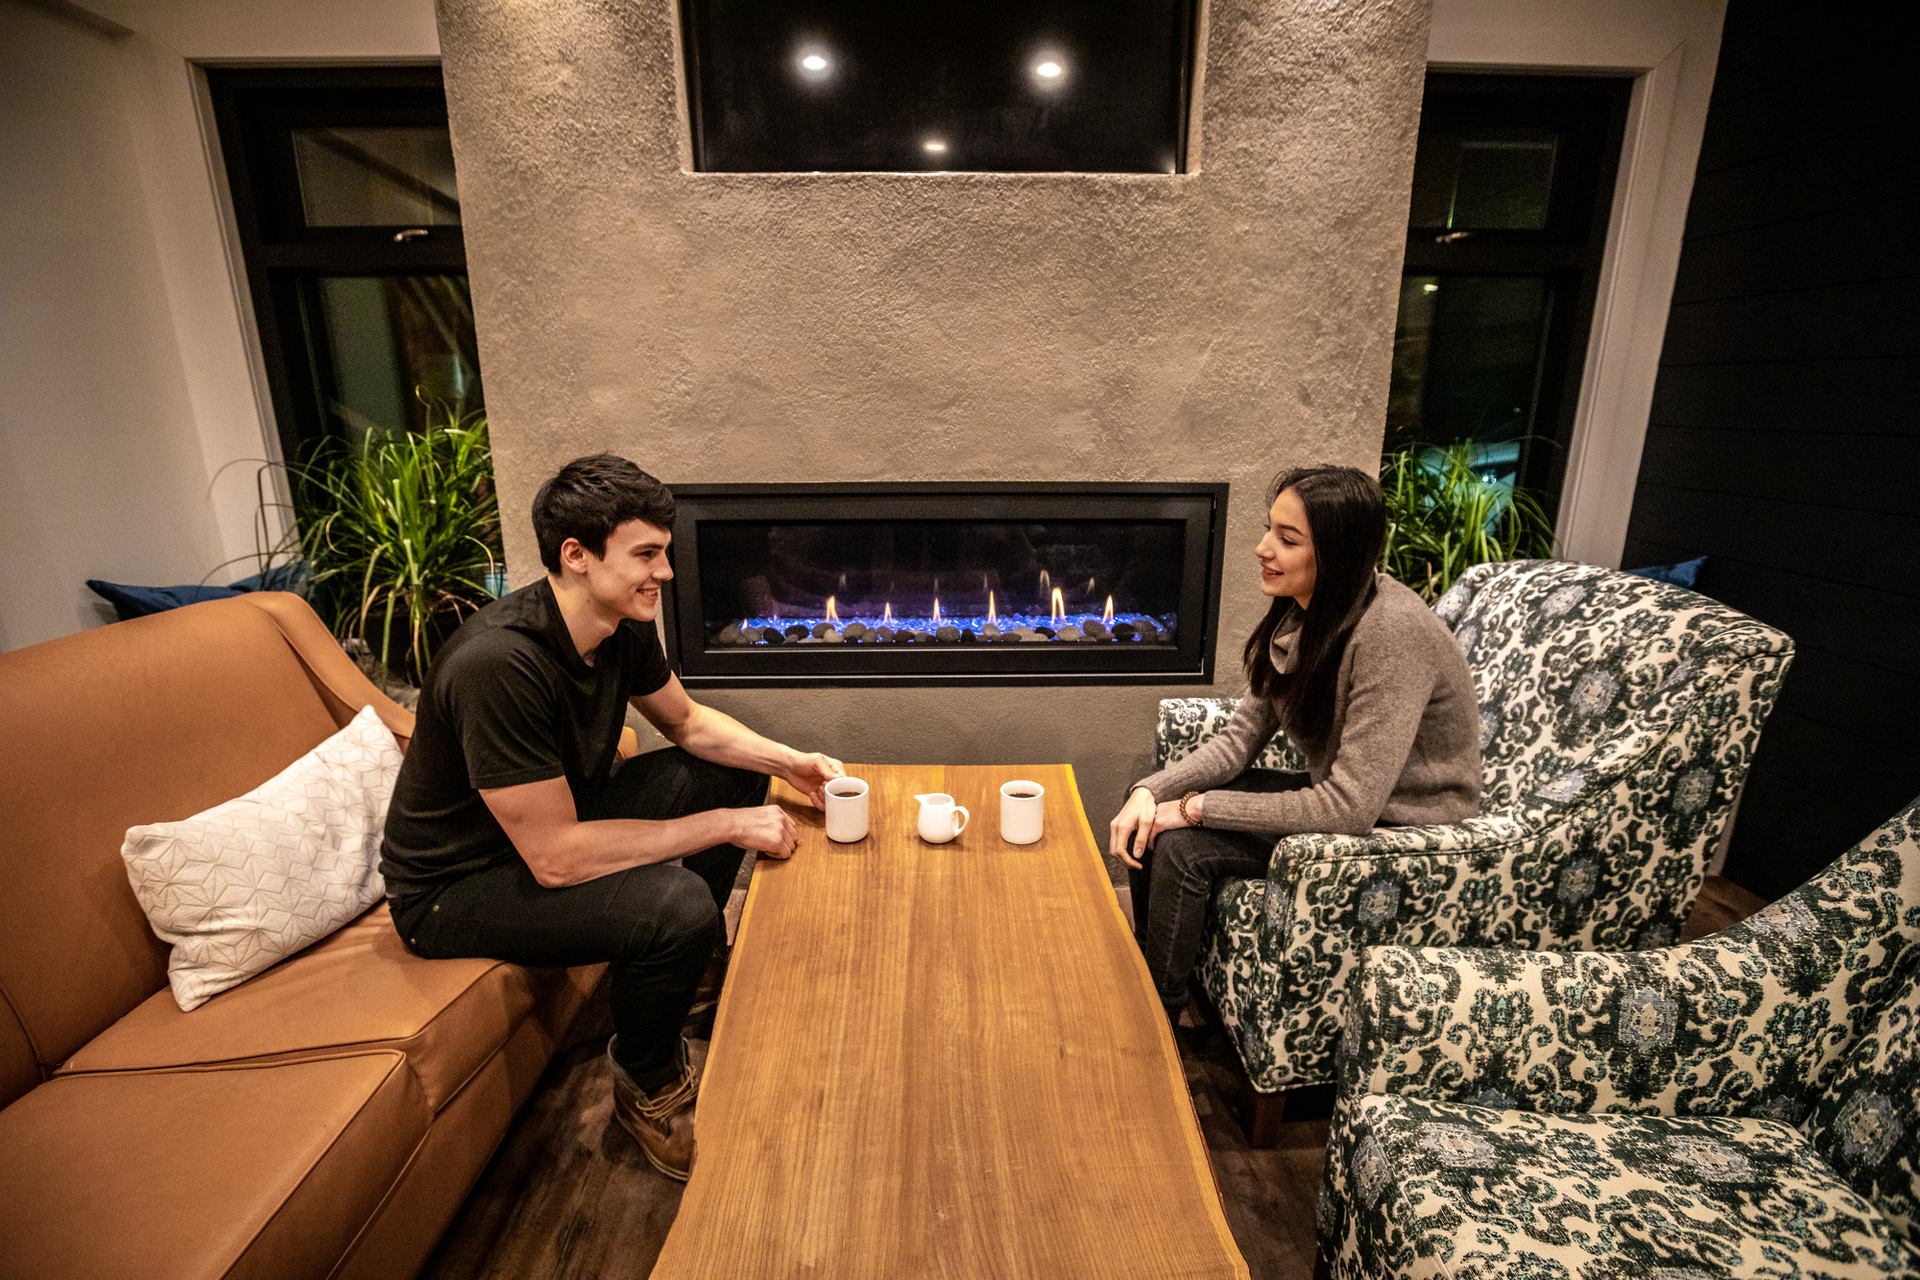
{"left": 1340, "top": 1097, "right": 1911, "bottom": 1279}
{"left": 1152, "top": 697, "right": 1308, "bottom": 773}
{"left": 1156, "top": 560, "right": 1795, "bottom": 1093}
{"left": 1807, "top": 941, "right": 1920, "bottom": 1260}
{"left": 1321, "top": 796, "right": 1920, "bottom": 1279}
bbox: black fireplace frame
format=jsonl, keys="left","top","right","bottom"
{"left": 661, "top": 482, "right": 1229, "bottom": 687}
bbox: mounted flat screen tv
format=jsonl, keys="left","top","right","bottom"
{"left": 680, "top": 0, "right": 1199, "bottom": 174}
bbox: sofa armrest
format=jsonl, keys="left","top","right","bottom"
{"left": 237, "top": 592, "right": 415, "bottom": 750}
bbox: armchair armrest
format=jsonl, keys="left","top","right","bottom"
{"left": 1338, "top": 937, "right": 1797, "bottom": 1122}
{"left": 1270, "top": 771, "right": 1710, "bottom": 954}
{"left": 1153, "top": 696, "right": 1306, "bottom": 773}
{"left": 1267, "top": 814, "right": 1528, "bottom": 875}
{"left": 1238, "top": 798, "right": 1702, "bottom": 1089}
{"left": 1336, "top": 801, "right": 1920, "bottom": 1120}
{"left": 1317, "top": 931, "right": 1795, "bottom": 1276}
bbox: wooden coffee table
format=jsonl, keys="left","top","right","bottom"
{"left": 650, "top": 763, "right": 1248, "bottom": 1278}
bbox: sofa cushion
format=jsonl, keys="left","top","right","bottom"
{"left": 1343, "top": 1094, "right": 1914, "bottom": 1279}
{"left": 121, "top": 704, "right": 402, "bottom": 1011}
{"left": 0, "top": 1052, "right": 426, "bottom": 1280}
{"left": 60, "top": 904, "right": 599, "bottom": 1112}
{"left": 1807, "top": 967, "right": 1920, "bottom": 1263}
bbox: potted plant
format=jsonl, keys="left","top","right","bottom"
{"left": 1380, "top": 441, "right": 1556, "bottom": 601}
{"left": 248, "top": 409, "right": 504, "bottom": 688}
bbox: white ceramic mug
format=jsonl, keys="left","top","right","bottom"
{"left": 824, "top": 776, "right": 870, "bottom": 843}
{"left": 913, "top": 792, "right": 970, "bottom": 844}
{"left": 999, "top": 779, "right": 1046, "bottom": 845}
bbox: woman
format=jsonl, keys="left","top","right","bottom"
{"left": 1110, "top": 464, "right": 1482, "bottom": 1019}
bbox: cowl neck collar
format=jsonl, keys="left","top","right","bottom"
{"left": 1269, "top": 574, "right": 1380, "bottom": 673}
{"left": 1269, "top": 609, "right": 1306, "bottom": 674}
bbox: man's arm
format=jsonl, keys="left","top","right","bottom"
{"left": 480, "top": 776, "right": 798, "bottom": 889}
{"left": 631, "top": 674, "right": 844, "bottom": 806}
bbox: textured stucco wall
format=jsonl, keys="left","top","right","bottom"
{"left": 435, "top": 0, "right": 1431, "bottom": 816}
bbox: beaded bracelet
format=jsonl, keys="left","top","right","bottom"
{"left": 1177, "top": 790, "right": 1203, "bottom": 827}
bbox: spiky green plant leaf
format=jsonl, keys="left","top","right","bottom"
{"left": 1380, "top": 442, "right": 1555, "bottom": 601}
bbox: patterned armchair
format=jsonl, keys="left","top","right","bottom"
{"left": 1321, "top": 795, "right": 1920, "bottom": 1279}
{"left": 1150, "top": 560, "right": 1794, "bottom": 1109}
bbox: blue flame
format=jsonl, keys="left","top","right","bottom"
{"left": 728, "top": 610, "right": 1171, "bottom": 638}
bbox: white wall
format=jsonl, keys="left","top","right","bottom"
{"left": 1427, "top": 0, "right": 1727, "bottom": 568}
{"left": 0, "top": 1, "right": 229, "bottom": 649}
{"left": 0, "top": 0, "right": 439, "bottom": 652}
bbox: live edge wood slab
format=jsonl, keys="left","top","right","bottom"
{"left": 650, "top": 763, "right": 1248, "bottom": 1279}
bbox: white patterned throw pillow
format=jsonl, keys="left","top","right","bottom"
{"left": 122, "top": 705, "right": 402, "bottom": 1011}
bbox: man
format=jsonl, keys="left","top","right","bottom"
{"left": 380, "top": 454, "right": 843, "bottom": 1181}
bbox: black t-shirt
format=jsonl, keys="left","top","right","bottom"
{"left": 379, "top": 577, "right": 672, "bottom": 895}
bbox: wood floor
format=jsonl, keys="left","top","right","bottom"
{"left": 418, "top": 874, "right": 1768, "bottom": 1280}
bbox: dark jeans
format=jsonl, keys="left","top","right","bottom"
{"left": 1128, "top": 768, "right": 1310, "bottom": 1011}
{"left": 392, "top": 747, "right": 768, "bottom": 1092}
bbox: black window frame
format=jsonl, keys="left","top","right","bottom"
{"left": 1398, "top": 71, "right": 1632, "bottom": 515}
{"left": 207, "top": 65, "right": 470, "bottom": 461}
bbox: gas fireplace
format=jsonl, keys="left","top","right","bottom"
{"left": 662, "top": 483, "right": 1228, "bottom": 686}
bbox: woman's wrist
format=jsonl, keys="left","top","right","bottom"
{"left": 1177, "top": 790, "right": 1205, "bottom": 827}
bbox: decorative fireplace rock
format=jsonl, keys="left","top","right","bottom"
{"left": 663, "top": 484, "right": 1227, "bottom": 686}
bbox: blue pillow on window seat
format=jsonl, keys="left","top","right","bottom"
{"left": 86, "top": 580, "right": 241, "bottom": 620}
{"left": 227, "top": 563, "right": 308, "bottom": 594}
{"left": 86, "top": 564, "right": 310, "bottom": 621}
{"left": 1627, "top": 556, "right": 1706, "bottom": 589}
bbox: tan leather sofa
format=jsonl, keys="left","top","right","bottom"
{"left": 0, "top": 593, "right": 605, "bottom": 1280}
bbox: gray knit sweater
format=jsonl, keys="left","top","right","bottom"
{"left": 1134, "top": 573, "right": 1482, "bottom": 837}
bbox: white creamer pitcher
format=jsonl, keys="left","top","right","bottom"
{"left": 912, "top": 792, "right": 970, "bottom": 844}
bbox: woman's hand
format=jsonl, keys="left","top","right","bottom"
{"left": 1111, "top": 788, "right": 1158, "bottom": 869}
{"left": 1111, "top": 787, "right": 1161, "bottom": 869}
{"left": 1111, "top": 790, "right": 1205, "bottom": 869}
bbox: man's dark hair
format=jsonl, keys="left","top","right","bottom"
{"left": 532, "top": 454, "right": 677, "bottom": 572}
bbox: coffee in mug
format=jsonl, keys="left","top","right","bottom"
{"left": 824, "top": 776, "right": 870, "bottom": 843}
{"left": 999, "top": 779, "right": 1046, "bottom": 845}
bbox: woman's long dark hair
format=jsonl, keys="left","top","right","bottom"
{"left": 1242, "top": 465, "right": 1387, "bottom": 738}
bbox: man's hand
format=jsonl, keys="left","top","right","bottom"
{"left": 778, "top": 751, "right": 846, "bottom": 809}
{"left": 732, "top": 804, "right": 800, "bottom": 858}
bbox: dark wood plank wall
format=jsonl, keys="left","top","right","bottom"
{"left": 1620, "top": 1, "right": 1920, "bottom": 901}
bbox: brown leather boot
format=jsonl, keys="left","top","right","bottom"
{"left": 608, "top": 1037, "right": 697, "bottom": 1181}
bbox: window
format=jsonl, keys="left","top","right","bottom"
{"left": 209, "top": 68, "right": 481, "bottom": 457}
{"left": 1388, "top": 73, "right": 1630, "bottom": 514}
